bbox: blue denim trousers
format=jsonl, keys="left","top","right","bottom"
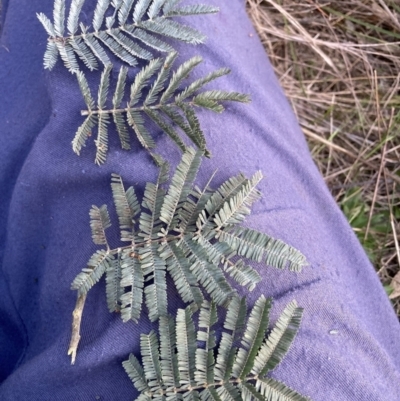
{"left": 0, "top": 1, "right": 399, "bottom": 399}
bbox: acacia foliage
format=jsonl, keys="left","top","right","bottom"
{"left": 74, "top": 54, "right": 249, "bottom": 164}
{"left": 38, "top": 0, "right": 218, "bottom": 72}
{"left": 123, "top": 297, "right": 310, "bottom": 401}
{"left": 71, "top": 149, "right": 308, "bottom": 324}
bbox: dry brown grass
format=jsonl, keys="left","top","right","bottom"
{"left": 247, "top": 0, "right": 400, "bottom": 315}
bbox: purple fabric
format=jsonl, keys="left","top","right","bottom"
{"left": 1, "top": 0, "right": 399, "bottom": 399}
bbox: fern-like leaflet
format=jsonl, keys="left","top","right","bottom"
{"left": 123, "top": 297, "right": 311, "bottom": 401}
{"left": 74, "top": 53, "right": 250, "bottom": 164}
{"left": 37, "top": 0, "right": 219, "bottom": 72}
{"left": 68, "top": 149, "right": 308, "bottom": 364}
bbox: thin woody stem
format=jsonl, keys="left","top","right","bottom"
{"left": 81, "top": 101, "right": 195, "bottom": 117}
{"left": 82, "top": 104, "right": 162, "bottom": 116}
{"left": 108, "top": 233, "right": 183, "bottom": 256}
{"left": 68, "top": 293, "right": 87, "bottom": 365}
{"left": 48, "top": 17, "right": 169, "bottom": 43}
{"left": 146, "top": 375, "right": 260, "bottom": 397}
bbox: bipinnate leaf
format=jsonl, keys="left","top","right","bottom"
{"left": 77, "top": 71, "right": 95, "bottom": 109}
{"left": 70, "top": 151, "right": 308, "bottom": 364}
{"left": 177, "top": 170, "right": 216, "bottom": 234}
{"left": 120, "top": 250, "right": 144, "bottom": 323}
{"left": 182, "top": 236, "right": 234, "bottom": 307}
{"left": 193, "top": 91, "right": 250, "bottom": 113}
{"left": 89, "top": 204, "right": 111, "bottom": 246}
{"left": 160, "top": 147, "right": 202, "bottom": 229}
{"left": 142, "top": 245, "right": 168, "bottom": 322}
{"left": 256, "top": 377, "right": 310, "bottom": 401}
{"left": 159, "top": 315, "right": 180, "bottom": 388}
{"left": 176, "top": 307, "right": 197, "bottom": 387}
{"left": 139, "top": 161, "right": 169, "bottom": 240}
{"left": 43, "top": 41, "right": 59, "bottom": 70}
{"left": 196, "top": 173, "right": 248, "bottom": 234}
{"left": 141, "top": 330, "right": 164, "bottom": 391}
{"left": 37, "top": 0, "right": 219, "bottom": 72}
{"left": 75, "top": 56, "right": 249, "bottom": 164}
{"left": 68, "top": 0, "right": 85, "bottom": 35}
{"left": 213, "top": 171, "right": 263, "bottom": 229}
{"left": 214, "top": 296, "right": 246, "bottom": 382}
{"left": 160, "top": 241, "right": 204, "bottom": 307}
{"left": 123, "top": 354, "right": 151, "bottom": 393}
{"left": 145, "top": 51, "right": 178, "bottom": 105}
{"left": 195, "top": 301, "right": 217, "bottom": 386}
{"left": 232, "top": 296, "right": 271, "bottom": 380}
{"left": 105, "top": 249, "right": 123, "bottom": 312}
{"left": 123, "top": 297, "right": 310, "bottom": 401}
{"left": 225, "top": 260, "right": 261, "bottom": 292}
{"left": 217, "top": 227, "right": 308, "bottom": 273}
{"left": 111, "top": 173, "right": 140, "bottom": 242}
{"left": 71, "top": 249, "right": 114, "bottom": 295}
{"left": 252, "top": 300, "right": 303, "bottom": 376}
{"left": 165, "top": 5, "right": 219, "bottom": 17}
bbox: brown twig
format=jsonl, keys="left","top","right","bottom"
{"left": 68, "top": 293, "right": 87, "bottom": 365}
